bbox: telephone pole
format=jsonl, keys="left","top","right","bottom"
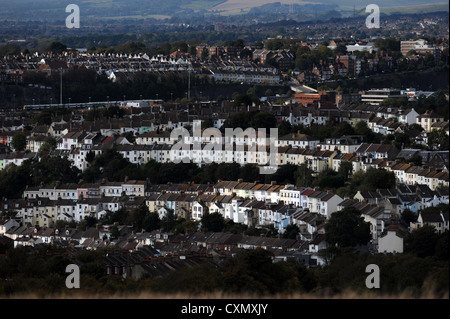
{"left": 60, "top": 68, "right": 63, "bottom": 105}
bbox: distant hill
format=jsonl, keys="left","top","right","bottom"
{"left": 0, "top": 0, "right": 447, "bottom": 20}
{"left": 210, "top": 0, "right": 449, "bottom": 14}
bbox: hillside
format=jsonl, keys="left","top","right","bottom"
{"left": 0, "top": 0, "right": 447, "bottom": 21}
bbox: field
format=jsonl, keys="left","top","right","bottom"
{"left": 209, "top": 0, "right": 449, "bottom": 15}
{"left": 379, "top": 2, "right": 449, "bottom": 15}
{"left": 209, "top": 0, "right": 315, "bottom": 15}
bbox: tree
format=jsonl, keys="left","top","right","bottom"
{"left": 428, "top": 129, "right": 449, "bottom": 150}
{"left": 400, "top": 208, "right": 417, "bottom": 226}
{"left": 239, "top": 164, "right": 260, "bottom": 183}
{"left": 46, "top": 41, "right": 67, "bottom": 54}
{"left": 324, "top": 206, "right": 371, "bottom": 247}
{"left": 142, "top": 212, "right": 161, "bottom": 232}
{"left": 11, "top": 132, "right": 27, "bottom": 151}
{"left": 86, "top": 150, "right": 95, "bottom": 163}
{"left": 130, "top": 204, "right": 150, "bottom": 231}
{"left": 32, "top": 111, "right": 53, "bottom": 125}
{"left": 295, "top": 163, "right": 314, "bottom": 187}
{"left": 232, "top": 93, "right": 253, "bottom": 108}
{"left": 177, "top": 219, "right": 199, "bottom": 234}
{"left": 435, "top": 230, "right": 449, "bottom": 261}
{"left": 404, "top": 225, "right": 439, "bottom": 258}
{"left": 252, "top": 110, "right": 277, "bottom": 128}
{"left": 215, "top": 163, "right": 241, "bottom": 181}
{"left": 354, "top": 121, "right": 379, "bottom": 143}
{"left": 332, "top": 122, "right": 355, "bottom": 138}
{"left": 334, "top": 44, "right": 347, "bottom": 56}
{"left": 0, "top": 43, "right": 21, "bottom": 56}
{"left": 220, "top": 248, "right": 300, "bottom": 295}
{"left": 201, "top": 47, "right": 209, "bottom": 60}
{"left": 283, "top": 224, "right": 300, "bottom": 239}
{"left": 338, "top": 160, "right": 353, "bottom": 181}
{"left": 407, "top": 154, "right": 422, "bottom": 166}
{"left": 39, "top": 137, "right": 57, "bottom": 154}
{"left": 278, "top": 120, "right": 292, "bottom": 136}
{"left": 350, "top": 168, "right": 396, "bottom": 192}
{"left": 269, "top": 164, "right": 297, "bottom": 185}
{"left": 201, "top": 212, "right": 225, "bottom": 232}
{"left": 161, "top": 208, "right": 177, "bottom": 232}
{"left": 110, "top": 225, "right": 120, "bottom": 239}
{"left": 30, "top": 157, "right": 81, "bottom": 186}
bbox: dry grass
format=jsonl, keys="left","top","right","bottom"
{"left": 4, "top": 287, "right": 447, "bottom": 299}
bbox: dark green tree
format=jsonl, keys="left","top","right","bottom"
{"left": 46, "top": 41, "right": 67, "bottom": 54}
{"left": 435, "top": 230, "right": 449, "bottom": 261}
{"left": 278, "top": 120, "right": 292, "bottom": 136}
{"left": 324, "top": 207, "right": 372, "bottom": 247}
{"left": 334, "top": 44, "right": 347, "bottom": 56}
{"left": 250, "top": 112, "right": 277, "bottom": 129}
{"left": 11, "top": 132, "right": 27, "bottom": 151}
{"left": 404, "top": 225, "right": 440, "bottom": 258}
{"left": 400, "top": 208, "right": 417, "bottom": 226}
{"left": 283, "top": 224, "right": 300, "bottom": 239}
{"left": 201, "top": 212, "right": 225, "bottom": 232}
{"left": 143, "top": 212, "right": 161, "bottom": 232}
{"left": 295, "top": 163, "right": 314, "bottom": 187}
{"left": 428, "top": 129, "right": 449, "bottom": 150}
{"left": 338, "top": 160, "right": 353, "bottom": 181}
{"left": 161, "top": 208, "right": 177, "bottom": 232}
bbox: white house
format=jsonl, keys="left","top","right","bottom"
{"left": 398, "top": 108, "right": 419, "bottom": 125}
{"left": 377, "top": 225, "right": 405, "bottom": 254}
{"left": 276, "top": 133, "right": 320, "bottom": 149}
{"left": 0, "top": 218, "right": 20, "bottom": 235}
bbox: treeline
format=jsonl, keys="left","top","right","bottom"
{"left": 96, "top": 204, "right": 282, "bottom": 238}
{"left": 83, "top": 148, "right": 397, "bottom": 197}
{"left": 0, "top": 235, "right": 447, "bottom": 298}
{"left": 30, "top": 32, "right": 265, "bottom": 54}
{"left": 0, "top": 156, "right": 80, "bottom": 200}
{"left": 15, "top": 66, "right": 288, "bottom": 107}
{"left": 0, "top": 146, "right": 397, "bottom": 200}
{"left": 21, "top": 68, "right": 211, "bottom": 105}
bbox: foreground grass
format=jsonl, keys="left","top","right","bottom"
{"left": 4, "top": 288, "right": 448, "bottom": 299}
